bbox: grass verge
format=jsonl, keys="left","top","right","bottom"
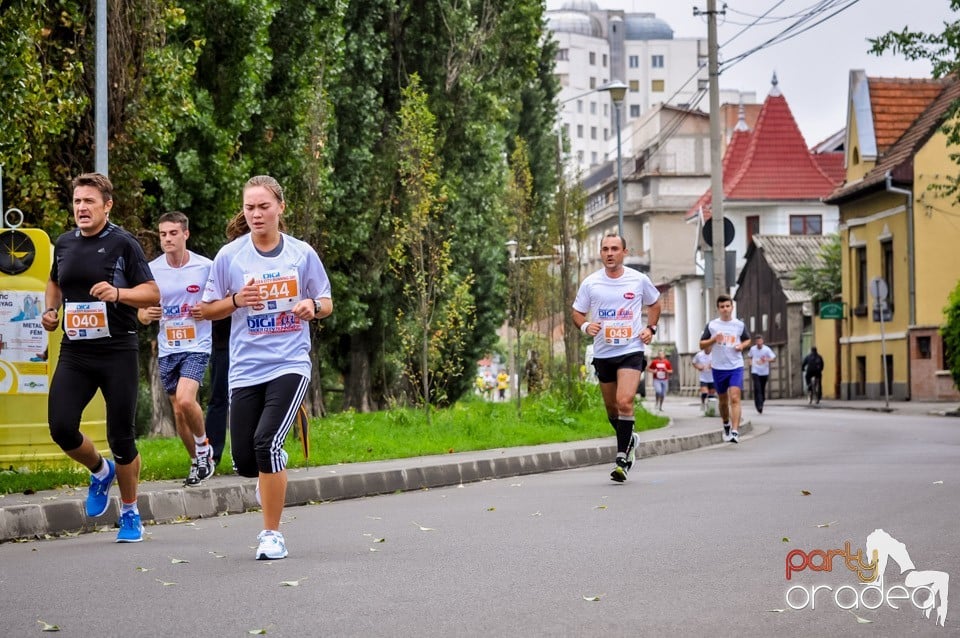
{"left": 0, "top": 385, "right": 666, "bottom": 494}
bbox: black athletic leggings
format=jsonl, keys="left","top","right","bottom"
{"left": 48, "top": 346, "right": 140, "bottom": 464}
{"left": 230, "top": 373, "right": 309, "bottom": 477}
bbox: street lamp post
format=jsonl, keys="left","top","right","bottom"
{"left": 600, "top": 80, "right": 627, "bottom": 238}
{"left": 505, "top": 240, "right": 559, "bottom": 408}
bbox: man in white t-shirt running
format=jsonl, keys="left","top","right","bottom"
{"left": 747, "top": 334, "right": 776, "bottom": 414}
{"left": 138, "top": 212, "right": 215, "bottom": 486}
{"left": 691, "top": 349, "right": 716, "bottom": 411}
{"left": 699, "top": 295, "right": 751, "bottom": 443}
{"left": 572, "top": 234, "right": 661, "bottom": 482}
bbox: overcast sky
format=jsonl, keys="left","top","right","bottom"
{"left": 545, "top": 0, "right": 953, "bottom": 145}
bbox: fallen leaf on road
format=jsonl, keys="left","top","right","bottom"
{"left": 170, "top": 557, "right": 189, "bottom": 564}
{"left": 280, "top": 578, "right": 306, "bottom": 587}
{"left": 530, "top": 511, "right": 542, "bottom": 517}
{"left": 801, "top": 490, "right": 811, "bottom": 496}
{"left": 766, "top": 609, "right": 785, "bottom": 613}
{"left": 37, "top": 619, "right": 60, "bottom": 632}
{"left": 366, "top": 516, "right": 382, "bottom": 520}
{"left": 782, "top": 537, "right": 790, "bottom": 543}
{"left": 248, "top": 630, "right": 267, "bottom": 635}
{"left": 155, "top": 579, "right": 177, "bottom": 586}
{"left": 413, "top": 522, "right": 436, "bottom": 531}
{"left": 933, "top": 480, "right": 944, "bottom": 485}
{"left": 208, "top": 551, "right": 226, "bottom": 559}
{"left": 369, "top": 548, "right": 379, "bottom": 552}
{"left": 582, "top": 595, "right": 602, "bottom": 602}
{"left": 373, "top": 538, "right": 385, "bottom": 543}
{"left": 486, "top": 507, "right": 496, "bottom": 512}
{"left": 816, "top": 521, "right": 837, "bottom": 528}
{"left": 849, "top": 611, "right": 872, "bottom": 624}
{"left": 594, "top": 505, "right": 607, "bottom": 510}
{"left": 135, "top": 567, "right": 153, "bottom": 572}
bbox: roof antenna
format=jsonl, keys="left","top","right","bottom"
{"left": 770, "top": 71, "right": 781, "bottom": 97}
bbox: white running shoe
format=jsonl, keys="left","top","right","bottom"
{"left": 730, "top": 430, "right": 740, "bottom": 444}
{"left": 625, "top": 432, "right": 640, "bottom": 470}
{"left": 256, "top": 530, "right": 288, "bottom": 560}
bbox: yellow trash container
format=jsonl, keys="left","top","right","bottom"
{"left": 0, "top": 226, "right": 108, "bottom": 467}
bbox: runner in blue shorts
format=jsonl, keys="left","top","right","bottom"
{"left": 699, "top": 295, "right": 751, "bottom": 443}
{"left": 138, "top": 211, "right": 215, "bottom": 486}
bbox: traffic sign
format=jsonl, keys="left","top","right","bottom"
{"left": 873, "top": 300, "right": 892, "bottom": 322}
{"left": 869, "top": 277, "right": 888, "bottom": 301}
{"left": 819, "top": 301, "right": 843, "bottom": 320}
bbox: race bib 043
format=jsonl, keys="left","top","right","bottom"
{"left": 603, "top": 320, "right": 633, "bottom": 345}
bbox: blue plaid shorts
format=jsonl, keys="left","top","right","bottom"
{"left": 158, "top": 351, "right": 210, "bottom": 394}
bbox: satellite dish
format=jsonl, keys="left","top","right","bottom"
{"left": 701, "top": 217, "right": 735, "bottom": 248}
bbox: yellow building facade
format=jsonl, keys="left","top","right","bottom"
{"left": 827, "top": 74, "right": 960, "bottom": 401}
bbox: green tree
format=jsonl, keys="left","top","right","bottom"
{"left": 943, "top": 279, "right": 960, "bottom": 394}
{"left": 390, "top": 75, "right": 476, "bottom": 417}
{"left": 393, "top": 0, "right": 555, "bottom": 403}
{"left": 324, "top": 0, "right": 398, "bottom": 412}
{"left": 869, "top": 2, "right": 960, "bottom": 200}
{"left": 505, "top": 139, "right": 536, "bottom": 413}
{"left": 793, "top": 233, "right": 842, "bottom": 306}
{"left": 0, "top": 0, "right": 88, "bottom": 234}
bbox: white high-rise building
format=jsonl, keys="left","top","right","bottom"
{"left": 548, "top": 1, "right": 711, "bottom": 176}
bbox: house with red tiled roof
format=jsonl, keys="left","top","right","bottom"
{"left": 685, "top": 75, "right": 843, "bottom": 279}
{"left": 669, "top": 76, "right": 844, "bottom": 358}
{"left": 844, "top": 72, "right": 944, "bottom": 183}
{"left": 821, "top": 72, "right": 960, "bottom": 402}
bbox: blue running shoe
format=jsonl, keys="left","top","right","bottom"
{"left": 116, "top": 510, "right": 144, "bottom": 543}
{"left": 86, "top": 459, "right": 116, "bottom": 517}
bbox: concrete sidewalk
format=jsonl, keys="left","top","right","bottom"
{"left": 4, "top": 394, "right": 954, "bottom": 541}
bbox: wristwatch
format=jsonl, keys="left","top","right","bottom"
{"left": 313, "top": 299, "right": 322, "bottom": 317}
{"left": 646, "top": 325, "right": 657, "bottom": 335}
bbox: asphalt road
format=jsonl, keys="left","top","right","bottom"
{"left": 1, "top": 405, "right": 958, "bottom": 638}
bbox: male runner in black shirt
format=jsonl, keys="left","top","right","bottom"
{"left": 42, "top": 173, "right": 159, "bottom": 543}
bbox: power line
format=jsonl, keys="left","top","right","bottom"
{"left": 721, "top": 0, "right": 861, "bottom": 73}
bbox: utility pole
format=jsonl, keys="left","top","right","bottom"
{"left": 95, "top": 0, "right": 108, "bottom": 176}
{"left": 705, "top": 0, "right": 726, "bottom": 294}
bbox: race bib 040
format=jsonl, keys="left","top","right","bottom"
{"left": 64, "top": 301, "right": 111, "bottom": 340}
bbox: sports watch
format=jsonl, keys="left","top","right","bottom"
{"left": 646, "top": 325, "right": 657, "bottom": 335}
{"left": 313, "top": 299, "right": 322, "bottom": 317}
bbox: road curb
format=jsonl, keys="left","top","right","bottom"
{"left": 0, "top": 421, "right": 753, "bottom": 542}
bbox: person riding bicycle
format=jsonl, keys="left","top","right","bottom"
{"left": 801, "top": 347, "right": 824, "bottom": 403}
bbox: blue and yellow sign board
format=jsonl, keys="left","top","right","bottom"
{"left": 0, "top": 226, "right": 107, "bottom": 466}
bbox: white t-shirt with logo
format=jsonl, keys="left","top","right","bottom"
{"left": 203, "top": 233, "right": 331, "bottom": 390}
{"left": 692, "top": 350, "right": 714, "bottom": 383}
{"left": 572, "top": 268, "right": 660, "bottom": 359}
{"left": 700, "top": 317, "right": 750, "bottom": 370}
{"left": 749, "top": 344, "right": 777, "bottom": 376}
{"left": 149, "top": 251, "right": 213, "bottom": 357}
